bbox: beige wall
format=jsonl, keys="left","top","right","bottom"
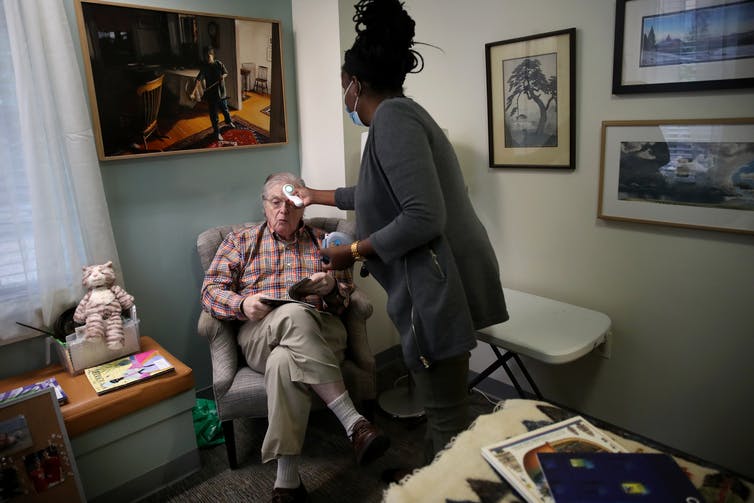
{"left": 294, "top": 0, "right": 754, "bottom": 478}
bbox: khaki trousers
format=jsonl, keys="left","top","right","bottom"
{"left": 237, "top": 303, "right": 347, "bottom": 463}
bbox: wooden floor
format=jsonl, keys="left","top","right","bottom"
{"left": 145, "top": 91, "right": 270, "bottom": 152}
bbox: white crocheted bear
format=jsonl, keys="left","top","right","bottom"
{"left": 73, "top": 261, "right": 135, "bottom": 350}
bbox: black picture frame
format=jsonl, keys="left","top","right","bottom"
{"left": 74, "top": 0, "right": 288, "bottom": 161}
{"left": 485, "top": 28, "right": 576, "bottom": 169}
{"left": 612, "top": 0, "right": 754, "bottom": 94}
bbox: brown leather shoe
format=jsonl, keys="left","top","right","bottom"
{"left": 271, "top": 481, "right": 309, "bottom": 503}
{"left": 351, "top": 418, "right": 390, "bottom": 465}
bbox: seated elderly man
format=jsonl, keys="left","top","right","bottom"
{"left": 201, "top": 172, "right": 389, "bottom": 502}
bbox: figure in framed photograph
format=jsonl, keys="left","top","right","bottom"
{"left": 485, "top": 28, "right": 576, "bottom": 169}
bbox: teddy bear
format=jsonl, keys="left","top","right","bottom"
{"left": 73, "top": 261, "right": 135, "bottom": 350}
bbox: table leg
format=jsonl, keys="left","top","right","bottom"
{"left": 469, "top": 343, "right": 543, "bottom": 400}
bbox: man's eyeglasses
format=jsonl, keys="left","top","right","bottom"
{"left": 264, "top": 197, "right": 298, "bottom": 209}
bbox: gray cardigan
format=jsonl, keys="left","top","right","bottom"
{"left": 335, "top": 97, "right": 508, "bottom": 370}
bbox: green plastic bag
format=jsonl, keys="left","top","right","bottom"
{"left": 192, "top": 398, "right": 225, "bottom": 448}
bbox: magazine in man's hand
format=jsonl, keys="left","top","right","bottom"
{"left": 258, "top": 296, "right": 315, "bottom": 308}
{"left": 258, "top": 278, "right": 319, "bottom": 308}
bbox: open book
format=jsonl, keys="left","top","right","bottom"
{"left": 480, "top": 416, "right": 626, "bottom": 503}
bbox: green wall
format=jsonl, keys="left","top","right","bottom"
{"left": 94, "top": 0, "right": 299, "bottom": 391}
{"left": 48, "top": 0, "right": 298, "bottom": 390}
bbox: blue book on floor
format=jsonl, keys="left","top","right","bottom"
{"left": 537, "top": 452, "right": 703, "bottom": 503}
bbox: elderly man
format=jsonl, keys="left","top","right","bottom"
{"left": 201, "top": 172, "right": 389, "bottom": 502}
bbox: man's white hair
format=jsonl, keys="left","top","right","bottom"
{"left": 262, "top": 172, "right": 306, "bottom": 202}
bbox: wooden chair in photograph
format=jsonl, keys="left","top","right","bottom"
{"left": 135, "top": 74, "right": 165, "bottom": 151}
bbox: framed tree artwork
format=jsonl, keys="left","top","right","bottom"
{"left": 613, "top": 0, "right": 754, "bottom": 94}
{"left": 485, "top": 28, "right": 576, "bottom": 169}
{"left": 598, "top": 118, "right": 754, "bottom": 234}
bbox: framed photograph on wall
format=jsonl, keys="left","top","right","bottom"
{"left": 485, "top": 28, "right": 576, "bottom": 169}
{"left": 0, "top": 388, "right": 85, "bottom": 502}
{"left": 74, "top": 0, "right": 288, "bottom": 161}
{"left": 598, "top": 118, "right": 754, "bottom": 235}
{"left": 612, "top": 0, "right": 754, "bottom": 94}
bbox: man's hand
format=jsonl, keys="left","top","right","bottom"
{"left": 241, "top": 294, "right": 273, "bottom": 321}
{"left": 308, "top": 272, "right": 336, "bottom": 296}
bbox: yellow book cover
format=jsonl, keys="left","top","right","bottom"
{"left": 84, "top": 349, "right": 174, "bottom": 395}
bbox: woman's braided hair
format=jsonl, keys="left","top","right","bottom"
{"left": 342, "top": 0, "right": 424, "bottom": 92}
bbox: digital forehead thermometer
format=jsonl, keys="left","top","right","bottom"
{"left": 282, "top": 184, "right": 304, "bottom": 207}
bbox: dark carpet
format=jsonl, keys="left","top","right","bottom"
{"left": 167, "top": 117, "right": 270, "bottom": 151}
{"left": 138, "top": 391, "right": 498, "bottom": 503}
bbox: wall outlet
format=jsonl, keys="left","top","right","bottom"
{"left": 597, "top": 331, "right": 612, "bottom": 359}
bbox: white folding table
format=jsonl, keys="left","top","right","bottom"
{"left": 468, "top": 288, "right": 611, "bottom": 399}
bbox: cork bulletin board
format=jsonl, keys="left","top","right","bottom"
{"left": 0, "top": 388, "right": 84, "bottom": 502}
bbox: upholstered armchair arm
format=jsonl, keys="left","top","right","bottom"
{"left": 197, "top": 310, "right": 239, "bottom": 400}
{"left": 341, "top": 287, "right": 375, "bottom": 374}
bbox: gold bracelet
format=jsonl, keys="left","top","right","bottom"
{"left": 350, "top": 240, "right": 365, "bottom": 262}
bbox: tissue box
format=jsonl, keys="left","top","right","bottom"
{"left": 55, "top": 306, "right": 141, "bottom": 375}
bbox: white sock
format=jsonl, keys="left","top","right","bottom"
{"left": 275, "top": 455, "right": 300, "bottom": 489}
{"left": 327, "top": 391, "right": 364, "bottom": 438}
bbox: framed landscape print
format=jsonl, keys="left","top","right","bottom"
{"left": 613, "top": 0, "right": 754, "bottom": 94}
{"left": 598, "top": 119, "right": 754, "bottom": 234}
{"left": 485, "top": 28, "right": 576, "bottom": 169}
{"left": 74, "top": 0, "right": 288, "bottom": 161}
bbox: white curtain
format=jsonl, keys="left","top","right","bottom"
{"left": 0, "top": 0, "right": 121, "bottom": 345}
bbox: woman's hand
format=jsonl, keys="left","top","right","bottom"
{"left": 293, "top": 187, "right": 336, "bottom": 207}
{"left": 319, "top": 244, "right": 354, "bottom": 271}
{"left": 295, "top": 186, "right": 313, "bottom": 206}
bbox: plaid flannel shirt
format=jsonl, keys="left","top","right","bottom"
{"left": 201, "top": 222, "right": 352, "bottom": 320}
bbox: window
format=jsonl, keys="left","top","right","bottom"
{"left": 0, "top": 1, "right": 120, "bottom": 345}
{"left": 0, "top": 8, "right": 37, "bottom": 309}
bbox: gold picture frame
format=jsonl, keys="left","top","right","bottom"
{"left": 74, "top": 0, "right": 288, "bottom": 161}
{"left": 598, "top": 118, "right": 754, "bottom": 235}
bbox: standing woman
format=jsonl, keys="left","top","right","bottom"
{"left": 299, "top": 0, "right": 508, "bottom": 467}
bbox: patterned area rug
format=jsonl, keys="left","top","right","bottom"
{"left": 261, "top": 105, "right": 271, "bottom": 116}
{"left": 166, "top": 116, "right": 270, "bottom": 151}
{"left": 137, "top": 391, "right": 496, "bottom": 503}
{"left": 384, "top": 399, "right": 754, "bottom": 503}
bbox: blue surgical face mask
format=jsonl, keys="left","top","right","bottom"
{"left": 343, "top": 81, "right": 365, "bottom": 127}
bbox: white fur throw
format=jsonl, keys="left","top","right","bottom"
{"left": 383, "top": 399, "right": 753, "bottom": 503}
